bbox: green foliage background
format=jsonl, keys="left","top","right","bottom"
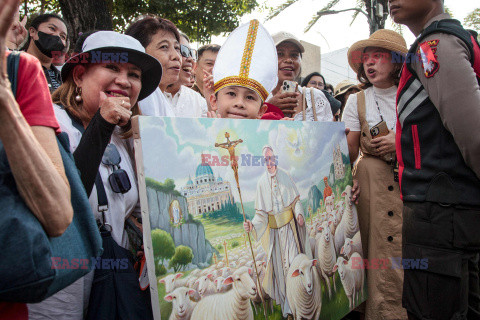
{"left": 168, "top": 245, "right": 194, "bottom": 272}
{"left": 20, "top": 0, "right": 258, "bottom": 43}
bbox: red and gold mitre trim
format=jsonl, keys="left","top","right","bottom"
{"left": 214, "top": 76, "right": 269, "bottom": 102}
{"left": 239, "top": 19, "right": 259, "bottom": 78}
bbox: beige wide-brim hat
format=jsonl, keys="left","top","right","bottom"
{"left": 334, "top": 80, "right": 358, "bottom": 97}
{"left": 347, "top": 29, "right": 408, "bottom": 74}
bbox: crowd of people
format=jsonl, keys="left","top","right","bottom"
{"left": 1, "top": 0, "right": 479, "bottom": 319}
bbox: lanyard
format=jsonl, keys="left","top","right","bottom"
{"left": 372, "top": 89, "right": 395, "bottom": 130}
{"left": 372, "top": 89, "right": 385, "bottom": 122}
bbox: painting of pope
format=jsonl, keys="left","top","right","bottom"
{"left": 243, "top": 145, "right": 309, "bottom": 317}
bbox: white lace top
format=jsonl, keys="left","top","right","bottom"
{"left": 293, "top": 86, "right": 333, "bottom": 121}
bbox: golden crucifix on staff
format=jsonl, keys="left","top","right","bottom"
{"left": 215, "top": 132, "right": 268, "bottom": 320}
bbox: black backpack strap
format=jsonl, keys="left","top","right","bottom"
{"left": 7, "top": 51, "right": 21, "bottom": 98}
{"left": 95, "top": 173, "right": 109, "bottom": 226}
{"left": 64, "top": 109, "right": 109, "bottom": 226}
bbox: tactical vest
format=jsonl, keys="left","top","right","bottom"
{"left": 396, "top": 19, "right": 480, "bottom": 206}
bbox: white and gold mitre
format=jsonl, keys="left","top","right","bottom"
{"left": 213, "top": 20, "right": 278, "bottom": 102}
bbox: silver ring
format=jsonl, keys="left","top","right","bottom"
{"left": 121, "top": 100, "right": 125, "bottom": 106}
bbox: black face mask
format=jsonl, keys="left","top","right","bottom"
{"left": 34, "top": 30, "right": 65, "bottom": 58}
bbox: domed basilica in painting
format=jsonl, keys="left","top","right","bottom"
{"left": 181, "top": 161, "right": 234, "bottom": 216}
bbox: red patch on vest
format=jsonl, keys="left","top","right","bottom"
{"left": 417, "top": 40, "right": 440, "bottom": 78}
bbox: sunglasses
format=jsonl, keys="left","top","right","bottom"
{"left": 102, "top": 144, "right": 131, "bottom": 194}
{"left": 180, "top": 44, "right": 197, "bottom": 60}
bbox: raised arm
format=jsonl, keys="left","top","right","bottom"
{"left": 0, "top": 0, "right": 73, "bottom": 237}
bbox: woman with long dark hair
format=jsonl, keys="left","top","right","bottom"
{"left": 20, "top": 13, "right": 68, "bottom": 92}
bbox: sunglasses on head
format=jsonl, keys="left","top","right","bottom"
{"left": 180, "top": 44, "right": 197, "bottom": 60}
{"left": 102, "top": 144, "right": 131, "bottom": 194}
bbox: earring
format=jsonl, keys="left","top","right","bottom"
{"left": 75, "top": 87, "right": 82, "bottom": 102}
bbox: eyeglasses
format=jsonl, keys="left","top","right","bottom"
{"left": 180, "top": 44, "right": 197, "bottom": 60}
{"left": 102, "top": 144, "right": 131, "bottom": 194}
{"left": 308, "top": 80, "right": 325, "bottom": 89}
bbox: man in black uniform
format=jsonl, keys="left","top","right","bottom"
{"left": 389, "top": 0, "right": 480, "bottom": 319}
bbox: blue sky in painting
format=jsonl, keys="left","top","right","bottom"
{"left": 138, "top": 116, "right": 348, "bottom": 202}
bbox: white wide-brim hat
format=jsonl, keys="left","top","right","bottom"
{"left": 61, "top": 31, "right": 162, "bottom": 101}
{"left": 213, "top": 20, "right": 278, "bottom": 102}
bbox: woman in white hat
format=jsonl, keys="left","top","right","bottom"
{"left": 266, "top": 31, "right": 333, "bottom": 121}
{"left": 342, "top": 29, "right": 408, "bottom": 319}
{"left": 28, "top": 30, "right": 161, "bottom": 320}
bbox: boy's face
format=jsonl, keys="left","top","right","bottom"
{"left": 210, "top": 86, "right": 267, "bottom": 119}
{"left": 388, "top": 0, "right": 435, "bottom": 25}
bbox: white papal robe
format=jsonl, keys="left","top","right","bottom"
{"left": 252, "top": 168, "right": 310, "bottom": 317}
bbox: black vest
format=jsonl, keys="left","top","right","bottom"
{"left": 396, "top": 19, "right": 480, "bottom": 206}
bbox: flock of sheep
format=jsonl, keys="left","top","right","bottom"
{"left": 159, "top": 184, "right": 365, "bottom": 320}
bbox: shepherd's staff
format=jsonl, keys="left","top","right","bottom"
{"left": 215, "top": 132, "right": 268, "bottom": 320}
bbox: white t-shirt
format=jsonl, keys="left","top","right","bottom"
{"left": 29, "top": 105, "right": 141, "bottom": 319}
{"left": 163, "top": 85, "right": 208, "bottom": 118}
{"left": 341, "top": 85, "right": 398, "bottom": 132}
{"left": 139, "top": 87, "right": 176, "bottom": 117}
{"left": 54, "top": 105, "right": 140, "bottom": 248}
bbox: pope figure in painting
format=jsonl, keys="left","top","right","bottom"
{"left": 244, "top": 146, "right": 309, "bottom": 317}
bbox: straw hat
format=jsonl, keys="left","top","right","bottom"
{"left": 347, "top": 29, "right": 407, "bottom": 74}
{"left": 334, "top": 80, "right": 358, "bottom": 97}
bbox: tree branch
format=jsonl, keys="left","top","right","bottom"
{"left": 317, "top": 7, "right": 370, "bottom": 22}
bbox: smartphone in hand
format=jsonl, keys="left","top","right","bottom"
{"left": 370, "top": 120, "right": 389, "bottom": 137}
{"left": 281, "top": 80, "right": 297, "bottom": 94}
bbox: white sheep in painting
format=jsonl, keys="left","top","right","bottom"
{"left": 159, "top": 273, "right": 184, "bottom": 294}
{"left": 341, "top": 232, "right": 363, "bottom": 259}
{"left": 250, "top": 261, "right": 273, "bottom": 314}
{"left": 286, "top": 254, "right": 322, "bottom": 320}
{"left": 220, "top": 267, "right": 233, "bottom": 278}
{"left": 315, "top": 222, "right": 337, "bottom": 299}
{"left": 164, "top": 287, "right": 198, "bottom": 320}
{"left": 334, "top": 253, "right": 364, "bottom": 310}
{"left": 341, "top": 185, "right": 359, "bottom": 240}
{"left": 191, "top": 267, "right": 257, "bottom": 320}
{"left": 325, "top": 195, "right": 334, "bottom": 214}
{"left": 335, "top": 201, "right": 345, "bottom": 220}
{"left": 214, "top": 276, "right": 232, "bottom": 293}
{"left": 194, "top": 274, "right": 216, "bottom": 297}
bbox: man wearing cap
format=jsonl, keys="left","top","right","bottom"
{"left": 265, "top": 31, "right": 333, "bottom": 121}
{"left": 389, "top": 0, "right": 480, "bottom": 319}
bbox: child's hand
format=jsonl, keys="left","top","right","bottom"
{"left": 207, "top": 111, "right": 221, "bottom": 118}
{"left": 203, "top": 70, "right": 214, "bottom": 98}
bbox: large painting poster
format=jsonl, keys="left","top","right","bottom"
{"left": 133, "top": 116, "right": 367, "bottom": 320}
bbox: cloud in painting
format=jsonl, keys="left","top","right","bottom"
{"left": 138, "top": 117, "right": 348, "bottom": 208}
